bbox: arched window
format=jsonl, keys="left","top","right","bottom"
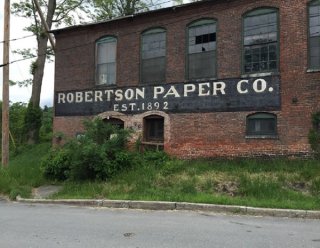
{"left": 187, "top": 19, "right": 217, "bottom": 80}
{"left": 309, "top": 0, "right": 320, "bottom": 69}
{"left": 103, "top": 117, "right": 124, "bottom": 129}
{"left": 141, "top": 28, "right": 166, "bottom": 84}
{"left": 96, "top": 36, "right": 117, "bottom": 85}
{"left": 243, "top": 8, "right": 278, "bottom": 74}
{"left": 246, "top": 113, "right": 277, "bottom": 137}
{"left": 144, "top": 115, "right": 164, "bottom": 142}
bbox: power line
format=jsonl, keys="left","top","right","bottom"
{"left": 0, "top": 34, "right": 36, "bottom": 44}
{"left": 0, "top": 0, "right": 173, "bottom": 45}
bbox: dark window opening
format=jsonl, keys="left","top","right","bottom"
{"left": 246, "top": 113, "right": 277, "bottom": 137}
{"left": 103, "top": 118, "right": 124, "bottom": 129}
{"left": 144, "top": 115, "right": 164, "bottom": 143}
{"left": 195, "top": 33, "right": 216, "bottom": 45}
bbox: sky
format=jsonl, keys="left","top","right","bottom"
{"left": 0, "top": 0, "right": 185, "bottom": 108}
{"left": 0, "top": 0, "right": 54, "bottom": 107}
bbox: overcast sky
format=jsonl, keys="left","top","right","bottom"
{"left": 0, "top": 0, "right": 54, "bottom": 107}
{"left": 0, "top": 0, "right": 185, "bottom": 108}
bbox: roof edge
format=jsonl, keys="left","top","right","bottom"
{"left": 50, "top": 0, "right": 213, "bottom": 34}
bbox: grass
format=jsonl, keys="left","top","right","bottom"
{"left": 1, "top": 144, "right": 320, "bottom": 210}
{"left": 0, "top": 143, "right": 52, "bottom": 199}
{"left": 54, "top": 157, "right": 320, "bottom": 210}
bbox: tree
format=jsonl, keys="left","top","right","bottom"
{"left": 88, "top": 0, "right": 176, "bottom": 21}
{"left": 11, "top": 0, "right": 184, "bottom": 143}
{"left": 11, "top": 0, "right": 87, "bottom": 143}
{"left": 89, "top": 0, "right": 145, "bottom": 20}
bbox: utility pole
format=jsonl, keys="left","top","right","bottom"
{"left": 2, "top": 0, "right": 10, "bottom": 167}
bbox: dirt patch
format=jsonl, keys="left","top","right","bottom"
{"left": 0, "top": 194, "right": 9, "bottom": 201}
{"left": 216, "top": 181, "right": 239, "bottom": 197}
{"left": 32, "top": 185, "right": 63, "bottom": 199}
{"left": 286, "top": 182, "right": 310, "bottom": 195}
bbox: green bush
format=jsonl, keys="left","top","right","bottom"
{"left": 24, "top": 102, "right": 43, "bottom": 143}
{"left": 311, "top": 177, "right": 320, "bottom": 196}
{"left": 142, "top": 150, "right": 169, "bottom": 167}
{"left": 41, "top": 118, "right": 133, "bottom": 181}
{"left": 42, "top": 147, "right": 71, "bottom": 180}
{"left": 309, "top": 112, "right": 320, "bottom": 159}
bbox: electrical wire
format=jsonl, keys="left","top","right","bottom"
{"left": 0, "top": 34, "right": 36, "bottom": 44}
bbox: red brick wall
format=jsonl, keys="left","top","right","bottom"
{"left": 53, "top": 0, "right": 320, "bottom": 158}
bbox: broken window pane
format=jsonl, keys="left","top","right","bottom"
{"left": 188, "top": 20, "right": 216, "bottom": 79}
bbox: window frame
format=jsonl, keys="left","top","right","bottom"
{"left": 95, "top": 36, "right": 117, "bottom": 86}
{"left": 140, "top": 27, "right": 167, "bottom": 84}
{"left": 103, "top": 117, "right": 125, "bottom": 129}
{"left": 308, "top": 0, "right": 320, "bottom": 71}
{"left": 246, "top": 112, "right": 278, "bottom": 138}
{"left": 186, "top": 18, "right": 218, "bottom": 80}
{"left": 242, "top": 7, "right": 280, "bottom": 75}
{"left": 143, "top": 115, "right": 165, "bottom": 143}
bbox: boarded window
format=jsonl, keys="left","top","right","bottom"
{"left": 309, "top": 0, "right": 320, "bottom": 69}
{"left": 141, "top": 28, "right": 166, "bottom": 84}
{"left": 96, "top": 37, "right": 117, "bottom": 85}
{"left": 246, "top": 113, "right": 277, "bottom": 136}
{"left": 188, "top": 19, "right": 216, "bottom": 79}
{"left": 243, "top": 9, "right": 278, "bottom": 73}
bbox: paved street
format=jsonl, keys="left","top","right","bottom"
{"left": 1, "top": 200, "right": 320, "bottom": 248}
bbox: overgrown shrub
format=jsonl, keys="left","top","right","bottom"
{"left": 0, "top": 102, "right": 53, "bottom": 156}
{"left": 24, "top": 102, "right": 43, "bottom": 144}
{"left": 42, "top": 146, "right": 72, "bottom": 181}
{"left": 41, "top": 118, "right": 133, "bottom": 181}
{"left": 142, "top": 150, "right": 169, "bottom": 167}
{"left": 39, "top": 106, "right": 53, "bottom": 142}
{"left": 309, "top": 112, "right": 320, "bottom": 159}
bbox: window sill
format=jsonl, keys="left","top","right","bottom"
{"left": 140, "top": 141, "right": 164, "bottom": 151}
{"left": 95, "top": 83, "right": 117, "bottom": 88}
{"left": 141, "top": 141, "right": 164, "bottom": 145}
{"left": 245, "top": 135, "right": 279, "bottom": 140}
{"left": 307, "top": 69, "right": 320, "bottom": 73}
{"left": 187, "top": 77, "right": 217, "bottom": 82}
{"left": 241, "top": 72, "right": 279, "bottom": 78}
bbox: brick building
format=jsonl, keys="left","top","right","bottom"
{"left": 52, "top": 0, "right": 320, "bottom": 158}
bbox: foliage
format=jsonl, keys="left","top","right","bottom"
{"left": 88, "top": 0, "right": 148, "bottom": 20}
{"left": 39, "top": 106, "right": 53, "bottom": 141}
{"left": 2, "top": 139, "right": 320, "bottom": 210}
{"left": 53, "top": 158, "right": 320, "bottom": 210}
{"left": 9, "top": 102, "right": 28, "bottom": 148}
{"left": 0, "top": 102, "right": 53, "bottom": 156}
{"left": 309, "top": 112, "right": 320, "bottom": 158}
{"left": 11, "top": 0, "right": 88, "bottom": 143}
{"left": 24, "top": 102, "right": 43, "bottom": 144}
{"left": 11, "top": 0, "right": 87, "bottom": 87}
{"left": 42, "top": 118, "right": 133, "bottom": 181}
{"left": 87, "top": 0, "right": 185, "bottom": 21}
{"left": 0, "top": 143, "right": 51, "bottom": 199}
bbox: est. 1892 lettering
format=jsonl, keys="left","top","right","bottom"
{"left": 113, "top": 101, "right": 169, "bottom": 112}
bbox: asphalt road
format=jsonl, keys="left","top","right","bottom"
{"left": 1, "top": 200, "right": 320, "bottom": 248}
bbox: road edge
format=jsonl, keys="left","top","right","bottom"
{"left": 15, "top": 197, "right": 320, "bottom": 219}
